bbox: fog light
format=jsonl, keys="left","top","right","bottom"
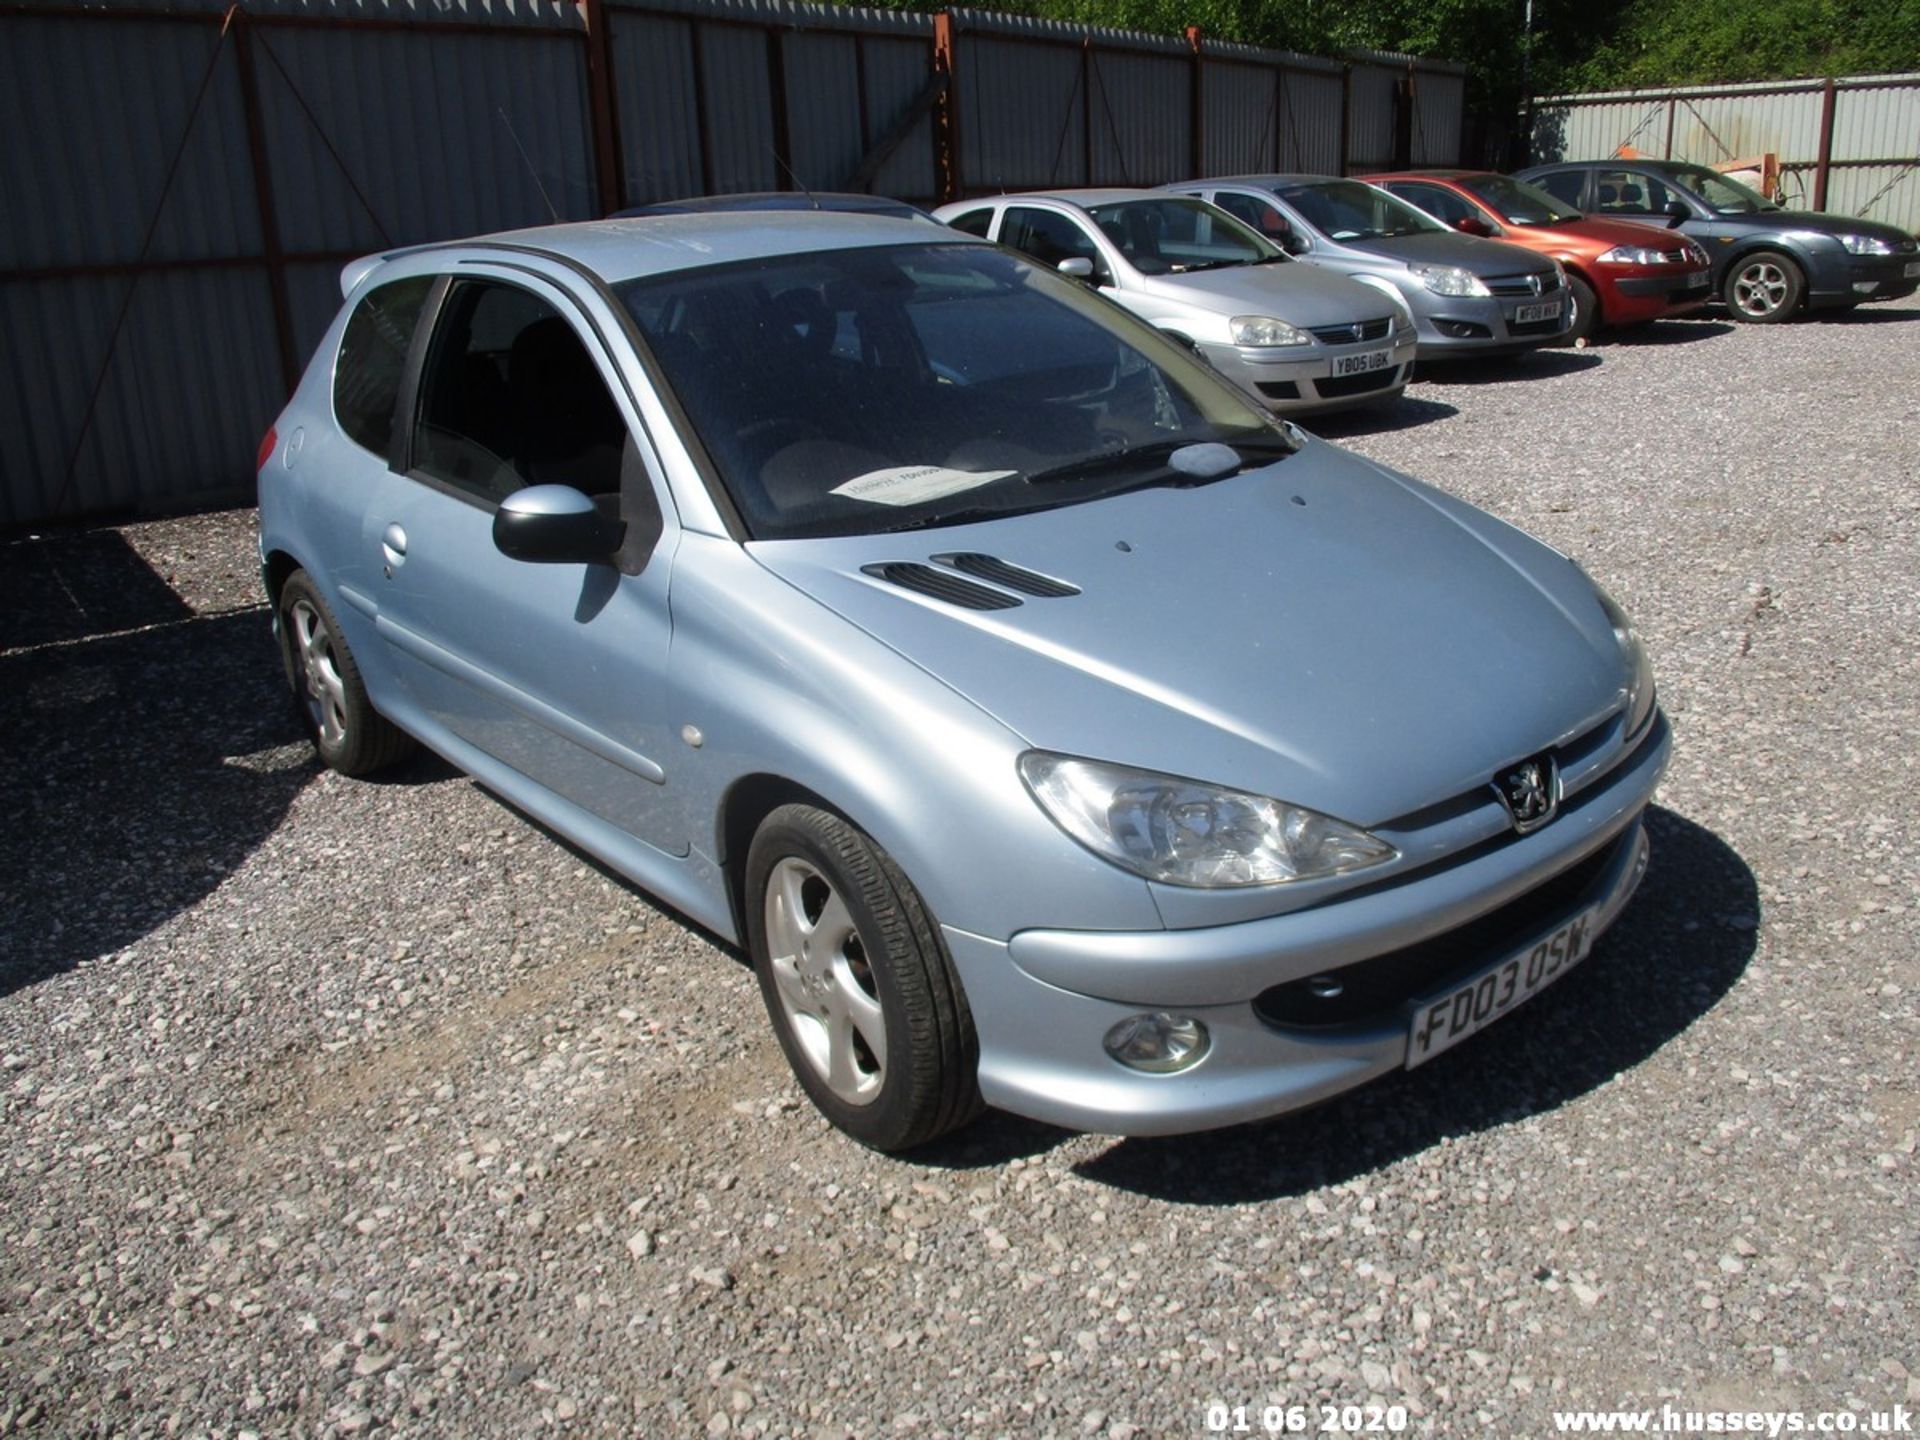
{"left": 1103, "top": 1013, "right": 1211, "bottom": 1073}
{"left": 1852, "top": 281, "right": 1878, "bottom": 294}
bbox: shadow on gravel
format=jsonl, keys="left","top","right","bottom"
{"left": 1815, "top": 305, "right": 1920, "bottom": 325}
{"left": 1067, "top": 806, "right": 1757, "bottom": 1204}
{"left": 1603, "top": 318, "right": 1736, "bottom": 347}
{"left": 1414, "top": 350, "right": 1603, "bottom": 386}
{"left": 0, "top": 529, "right": 194, "bottom": 651}
{"left": 1309, "top": 396, "right": 1460, "bottom": 441}
{"left": 0, "top": 608, "right": 316, "bottom": 999}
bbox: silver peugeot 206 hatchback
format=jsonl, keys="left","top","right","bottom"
{"left": 259, "top": 213, "right": 1668, "bottom": 1151}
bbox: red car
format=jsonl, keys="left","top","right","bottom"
{"left": 1366, "top": 169, "right": 1713, "bottom": 342}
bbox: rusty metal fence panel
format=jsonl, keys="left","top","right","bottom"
{"left": 1532, "top": 73, "right": 1920, "bottom": 231}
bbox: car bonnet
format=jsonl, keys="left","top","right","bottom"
{"left": 747, "top": 441, "right": 1627, "bottom": 829}
{"left": 1353, "top": 230, "right": 1555, "bottom": 276}
{"left": 1130, "top": 264, "right": 1404, "bottom": 329}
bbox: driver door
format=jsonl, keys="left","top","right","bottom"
{"left": 367, "top": 269, "right": 688, "bottom": 857}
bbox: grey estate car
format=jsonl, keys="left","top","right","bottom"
{"left": 259, "top": 213, "right": 1669, "bottom": 1150}
{"left": 935, "top": 190, "right": 1418, "bottom": 415}
{"left": 1165, "top": 175, "right": 1574, "bottom": 358}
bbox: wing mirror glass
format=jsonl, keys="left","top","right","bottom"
{"left": 1663, "top": 200, "right": 1690, "bottom": 223}
{"left": 493, "top": 484, "right": 625, "bottom": 566}
{"left": 1452, "top": 215, "right": 1495, "bottom": 238}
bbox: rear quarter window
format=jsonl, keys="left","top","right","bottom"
{"left": 333, "top": 276, "right": 435, "bottom": 459}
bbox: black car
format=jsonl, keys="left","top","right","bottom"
{"left": 1517, "top": 159, "right": 1918, "bottom": 322}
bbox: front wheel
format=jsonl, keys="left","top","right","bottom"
{"left": 745, "top": 804, "right": 981, "bottom": 1151}
{"left": 277, "top": 569, "right": 414, "bottom": 776}
{"left": 1724, "top": 250, "right": 1803, "bottom": 323}
{"left": 1558, "top": 274, "right": 1598, "bottom": 345}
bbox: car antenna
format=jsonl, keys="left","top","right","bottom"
{"left": 497, "top": 106, "right": 560, "bottom": 224}
{"left": 770, "top": 148, "right": 820, "bottom": 210}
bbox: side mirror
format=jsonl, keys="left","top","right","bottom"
{"left": 1662, "top": 200, "right": 1690, "bottom": 223}
{"left": 1056, "top": 256, "right": 1095, "bottom": 280}
{"left": 1278, "top": 229, "right": 1309, "bottom": 255}
{"left": 493, "top": 484, "right": 625, "bottom": 566}
{"left": 1452, "top": 215, "right": 1495, "bottom": 238}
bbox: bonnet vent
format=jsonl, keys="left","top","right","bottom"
{"left": 861, "top": 563, "right": 1023, "bottom": 611}
{"left": 933, "top": 553, "right": 1081, "bottom": 598}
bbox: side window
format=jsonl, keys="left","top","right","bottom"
{"left": 1595, "top": 169, "right": 1670, "bottom": 216}
{"left": 1000, "top": 207, "right": 1109, "bottom": 283}
{"left": 411, "top": 281, "right": 628, "bottom": 506}
{"left": 333, "top": 276, "right": 435, "bottom": 460}
{"left": 1389, "top": 182, "right": 1480, "bottom": 228}
{"left": 1533, "top": 170, "right": 1588, "bottom": 209}
{"left": 945, "top": 206, "right": 995, "bottom": 237}
{"left": 1215, "top": 191, "right": 1293, "bottom": 241}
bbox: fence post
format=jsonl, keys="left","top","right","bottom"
{"left": 230, "top": 10, "right": 298, "bottom": 394}
{"left": 1814, "top": 76, "right": 1837, "bottom": 210}
{"left": 1664, "top": 96, "right": 1676, "bottom": 158}
{"left": 1186, "top": 25, "right": 1204, "bottom": 179}
{"left": 767, "top": 28, "right": 794, "bottom": 189}
{"left": 932, "top": 11, "right": 959, "bottom": 200}
{"left": 1338, "top": 63, "right": 1351, "bottom": 175}
{"left": 582, "top": 0, "right": 624, "bottom": 215}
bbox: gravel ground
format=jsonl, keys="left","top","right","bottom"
{"left": 2, "top": 296, "right": 1916, "bottom": 1439}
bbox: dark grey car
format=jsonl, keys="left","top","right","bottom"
{"left": 1517, "top": 159, "right": 1920, "bottom": 322}
{"left": 1164, "top": 175, "right": 1574, "bottom": 359}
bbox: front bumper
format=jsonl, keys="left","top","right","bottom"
{"left": 1607, "top": 269, "right": 1713, "bottom": 322}
{"left": 949, "top": 712, "right": 1670, "bottom": 1136}
{"left": 1410, "top": 289, "right": 1574, "bottom": 358}
{"left": 1807, "top": 248, "right": 1920, "bottom": 306}
{"left": 1202, "top": 324, "right": 1418, "bottom": 416}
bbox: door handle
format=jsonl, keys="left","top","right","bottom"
{"left": 381, "top": 523, "right": 407, "bottom": 573}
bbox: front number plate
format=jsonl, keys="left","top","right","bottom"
{"left": 1332, "top": 348, "right": 1391, "bottom": 377}
{"left": 1686, "top": 269, "right": 1710, "bottom": 286}
{"left": 1904, "top": 260, "right": 1920, "bottom": 278}
{"left": 1514, "top": 300, "right": 1562, "bottom": 324}
{"left": 1406, "top": 908, "right": 1597, "bottom": 1068}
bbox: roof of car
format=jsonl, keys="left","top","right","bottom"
{"left": 983, "top": 188, "right": 1173, "bottom": 208}
{"left": 369, "top": 212, "right": 981, "bottom": 288}
{"left": 613, "top": 192, "right": 934, "bottom": 221}
{"left": 1364, "top": 169, "right": 1481, "bottom": 181}
{"left": 1197, "top": 175, "right": 1348, "bottom": 189}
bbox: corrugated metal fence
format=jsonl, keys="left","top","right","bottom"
{"left": 1531, "top": 73, "right": 1920, "bottom": 235}
{"left": 0, "top": 0, "right": 1466, "bottom": 527}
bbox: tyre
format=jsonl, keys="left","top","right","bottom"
{"left": 745, "top": 804, "right": 982, "bottom": 1151}
{"left": 1723, "top": 250, "right": 1803, "bottom": 323}
{"left": 277, "top": 569, "right": 415, "bottom": 776}
{"left": 1556, "top": 274, "right": 1598, "bottom": 346}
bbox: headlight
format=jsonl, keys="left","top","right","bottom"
{"left": 1597, "top": 244, "right": 1669, "bottom": 266}
{"left": 1597, "top": 590, "right": 1657, "bottom": 741}
{"left": 1409, "top": 263, "right": 1491, "bottom": 298}
{"left": 1687, "top": 243, "right": 1710, "bottom": 266}
{"left": 1230, "top": 315, "right": 1310, "bottom": 347}
{"left": 1019, "top": 753, "right": 1397, "bottom": 888}
{"left": 1838, "top": 233, "right": 1892, "bottom": 256}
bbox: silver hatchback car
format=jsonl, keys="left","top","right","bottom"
{"left": 1165, "top": 175, "right": 1575, "bottom": 358}
{"left": 935, "top": 190, "right": 1418, "bottom": 415}
{"left": 260, "top": 214, "right": 1668, "bottom": 1150}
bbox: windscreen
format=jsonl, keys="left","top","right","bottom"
{"left": 1458, "top": 173, "right": 1584, "bottom": 226}
{"left": 1082, "top": 198, "right": 1283, "bottom": 275}
{"left": 617, "top": 244, "right": 1288, "bottom": 540}
{"left": 1277, "top": 180, "right": 1446, "bottom": 241}
{"left": 1666, "top": 165, "right": 1778, "bottom": 215}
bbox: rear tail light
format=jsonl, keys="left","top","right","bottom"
{"left": 257, "top": 425, "right": 278, "bottom": 471}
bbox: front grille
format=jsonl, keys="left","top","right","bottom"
{"left": 1893, "top": 237, "right": 1917, "bottom": 254}
{"left": 1486, "top": 271, "right": 1561, "bottom": 297}
{"left": 1252, "top": 833, "right": 1626, "bottom": 1031}
{"left": 1317, "top": 367, "right": 1401, "bottom": 397}
{"left": 1256, "top": 380, "right": 1301, "bottom": 401}
{"left": 1658, "top": 248, "right": 1692, "bottom": 264}
{"left": 1307, "top": 317, "right": 1394, "bottom": 344}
